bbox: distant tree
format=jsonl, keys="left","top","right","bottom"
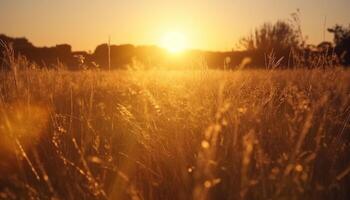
{"left": 239, "top": 21, "right": 302, "bottom": 52}
{"left": 235, "top": 11, "right": 313, "bottom": 68}
{"left": 239, "top": 10, "right": 306, "bottom": 54}
{"left": 317, "top": 41, "right": 333, "bottom": 51}
{"left": 328, "top": 24, "right": 350, "bottom": 65}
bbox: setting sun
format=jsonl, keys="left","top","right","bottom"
{"left": 160, "top": 31, "right": 188, "bottom": 53}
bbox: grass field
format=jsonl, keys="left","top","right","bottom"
{"left": 0, "top": 66, "right": 350, "bottom": 199}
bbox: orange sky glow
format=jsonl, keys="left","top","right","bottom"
{"left": 1, "top": 0, "right": 349, "bottom": 52}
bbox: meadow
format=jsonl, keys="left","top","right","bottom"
{"left": 0, "top": 57, "right": 350, "bottom": 199}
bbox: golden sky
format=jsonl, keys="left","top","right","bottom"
{"left": 1, "top": 0, "right": 349, "bottom": 51}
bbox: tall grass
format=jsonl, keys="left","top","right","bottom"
{"left": 0, "top": 48, "right": 349, "bottom": 200}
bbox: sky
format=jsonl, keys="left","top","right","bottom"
{"left": 1, "top": 0, "right": 349, "bottom": 52}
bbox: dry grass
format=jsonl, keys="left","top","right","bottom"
{"left": 0, "top": 56, "right": 350, "bottom": 200}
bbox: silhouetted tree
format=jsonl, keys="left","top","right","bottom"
{"left": 0, "top": 34, "right": 80, "bottom": 69}
{"left": 328, "top": 24, "right": 350, "bottom": 65}
{"left": 236, "top": 10, "right": 312, "bottom": 68}
{"left": 317, "top": 41, "right": 333, "bottom": 52}
{"left": 93, "top": 44, "right": 136, "bottom": 69}
{"left": 240, "top": 21, "right": 302, "bottom": 52}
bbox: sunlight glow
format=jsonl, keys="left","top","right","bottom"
{"left": 160, "top": 31, "right": 188, "bottom": 53}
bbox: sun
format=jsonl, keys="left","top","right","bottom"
{"left": 160, "top": 31, "right": 188, "bottom": 53}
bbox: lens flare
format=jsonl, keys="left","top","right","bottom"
{"left": 0, "top": 103, "right": 49, "bottom": 175}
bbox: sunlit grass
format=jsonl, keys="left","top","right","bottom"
{"left": 0, "top": 59, "right": 349, "bottom": 199}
